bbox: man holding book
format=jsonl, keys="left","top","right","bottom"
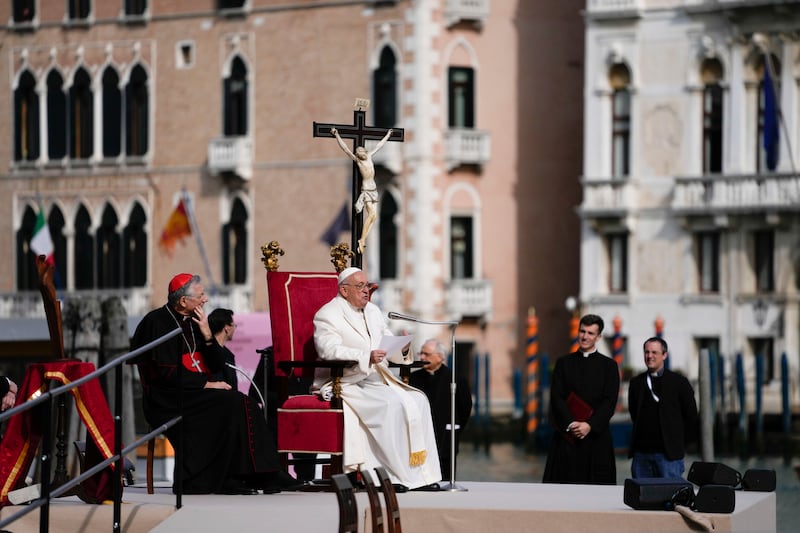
{"left": 543, "top": 314, "right": 620, "bottom": 484}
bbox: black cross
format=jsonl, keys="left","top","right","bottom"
{"left": 314, "top": 109, "right": 404, "bottom": 268}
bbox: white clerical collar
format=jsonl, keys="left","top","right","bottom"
{"left": 581, "top": 351, "right": 595, "bottom": 358}
{"left": 646, "top": 373, "right": 660, "bottom": 402}
{"left": 341, "top": 296, "right": 365, "bottom": 313}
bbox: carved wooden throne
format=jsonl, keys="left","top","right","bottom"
{"left": 263, "top": 242, "right": 356, "bottom": 480}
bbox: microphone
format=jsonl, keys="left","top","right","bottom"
{"left": 388, "top": 311, "right": 459, "bottom": 326}
{"left": 226, "top": 363, "right": 267, "bottom": 420}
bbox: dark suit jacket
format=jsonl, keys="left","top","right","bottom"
{"left": 628, "top": 369, "right": 699, "bottom": 460}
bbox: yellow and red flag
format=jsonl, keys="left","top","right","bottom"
{"left": 159, "top": 198, "right": 191, "bottom": 256}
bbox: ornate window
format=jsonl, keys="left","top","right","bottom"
{"left": 218, "top": 0, "right": 245, "bottom": 8}
{"left": 16, "top": 206, "right": 39, "bottom": 291}
{"left": 69, "top": 68, "right": 94, "bottom": 159}
{"left": 102, "top": 67, "right": 122, "bottom": 158}
{"left": 450, "top": 215, "right": 474, "bottom": 279}
{"left": 701, "top": 58, "right": 724, "bottom": 174}
{"left": 97, "top": 204, "right": 121, "bottom": 289}
{"left": 696, "top": 231, "right": 719, "bottom": 292}
{"left": 74, "top": 204, "right": 94, "bottom": 289}
{"left": 610, "top": 63, "right": 631, "bottom": 178}
{"left": 448, "top": 67, "right": 475, "bottom": 128}
{"left": 373, "top": 46, "right": 397, "bottom": 128}
{"left": 13, "top": 0, "right": 36, "bottom": 23}
{"left": 222, "top": 197, "right": 248, "bottom": 285}
{"left": 607, "top": 232, "right": 628, "bottom": 292}
{"left": 123, "top": 202, "right": 148, "bottom": 287}
{"left": 754, "top": 229, "right": 774, "bottom": 293}
{"left": 126, "top": 65, "right": 149, "bottom": 156}
{"left": 47, "top": 70, "right": 67, "bottom": 160}
{"left": 223, "top": 57, "right": 248, "bottom": 136}
{"left": 50, "top": 206, "right": 68, "bottom": 288}
{"left": 124, "top": 0, "right": 147, "bottom": 16}
{"left": 14, "top": 70, "right": 40, "bottom": 162}
{"left": 68, "top": 0, "right": 91, "bottom": 20}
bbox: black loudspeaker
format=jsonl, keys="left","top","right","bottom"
{"left": 742, "top": 469, "right": 776, "bottom": 492}
{"left": 694, "top": 484, "right": 735, "bottom": 513}
{"left": 623, "top": 478, "right": 693, "bottom": 510}
{"left": 687, "top": 461, "right": 740, "bottom": 487}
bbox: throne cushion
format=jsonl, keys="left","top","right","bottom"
{"left": 278, "top": 396, "right": 344, "bottom": 454}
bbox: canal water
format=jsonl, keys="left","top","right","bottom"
{"left": 455, "top": 442, "right": 799, "bottom": 533}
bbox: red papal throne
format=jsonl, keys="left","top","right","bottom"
{"left": 263, "top": 242, "right": 357, "bottom": 480}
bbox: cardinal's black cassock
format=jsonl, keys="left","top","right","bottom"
{"left": 132, "top": 305, "right": 281, "bottom": 494}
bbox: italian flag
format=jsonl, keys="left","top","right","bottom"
{"left": 30, "top": 205, "right": 55, "bottom": 266}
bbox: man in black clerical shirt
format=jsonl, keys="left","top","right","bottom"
{"left": 208, "top": 308, "right": 238, "bottom": 390}
{"left": 628, "top": 337, "right": 699, "bottom": 478}
{"left": 543, "top": 314, "right": 619, "bottom": 484}
{"left": 409, "top": 338, "right": 473, "bottom": 481}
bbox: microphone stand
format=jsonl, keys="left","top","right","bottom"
{"left": 388, "top": 312, "right": 466, "bottom": 492}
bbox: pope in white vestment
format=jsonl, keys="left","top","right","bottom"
{"left": 312, "top": 267, "right": 441, "bottom": 490}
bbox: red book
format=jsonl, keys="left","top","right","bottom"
{"left": 562, "top": 392, "right": 593, "bottom": 444}
{"left": 566, "top": 392, "right": 593, "bottom": 421}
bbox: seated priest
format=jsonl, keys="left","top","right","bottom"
{"left": 312, "top": 267, "right": 441, "bottom": 491}
{"left": 131, "top": 273, "right": 296, "bottom": 495}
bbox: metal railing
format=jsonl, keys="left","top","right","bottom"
{"left": 0, "top": 327, "right": 183, "bottom": 532}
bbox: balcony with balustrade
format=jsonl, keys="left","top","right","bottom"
{"left": 445, "top": 278, "right": 492, "bottom": 319}
{"left": 0, "top": 284, "right": 251, "bottom": 322}
{"left": 672, "top": 173, "right": 800, "bottom": 216}
{"left": 0, "top": 288, "right": 152, "bottom": 321}
{"left": 578, "top": 178, "right": 634, "bottom": 218}
{"left": 208, "top": 136, "right": 253, "bottom": 180}
{"left": 586, "top": 0, "right": 642, "bottom": 19}
{"left": 444, "top": 0, "right": 490, "bottom": 28}
{"left": 445, "top": 129, "right": 491, "bottom": 171}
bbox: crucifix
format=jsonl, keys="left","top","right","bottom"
{"left": 313, "top": 98, "right": 404, "bottom": 268}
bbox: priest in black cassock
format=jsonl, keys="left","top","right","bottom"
{"left": 131, "top": 273, "right": 295, "bottom": 495}
{"left": 543, "top": 314, "right": 619, "bottom": 485}
{"left": 409, "top": 338, "right": 473, "bottom": 481}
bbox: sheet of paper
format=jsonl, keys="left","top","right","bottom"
{"left": 379, "top": 335, "right": 413, "bottom": 361}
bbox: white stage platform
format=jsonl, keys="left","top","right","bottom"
{"left": 0, "top": 481, "right": 776, "bottom": 533}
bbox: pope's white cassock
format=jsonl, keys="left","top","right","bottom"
{"left": 312, "top": 293, "right": 441, "bottom": 489}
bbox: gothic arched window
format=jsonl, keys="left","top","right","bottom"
{"left": 14, "top": 70, "right": 40, "bottom": 162}
{"left": 16, "top": 206, "right": 38, "bottom": 290}
{"left": 223, "top": 57, "right": 248, "bottom": 136}
{"left": 74, "top": 205, "right": 95, "bottom": 289}
{"left": 47, "top": 70, "right": 67, "bottom": 160}
{"left": 373, "top": 46, "right": 397, "bottom": 128}
{"left": 70, "top": 68, "right": 94, "bottom": 159}
{"left": 126, "top": 65, "right": 149, "bottom": 156}
{"left": 102, "top": 67, "right": 122, "bottom": 158}
{"left": 123, "top": 202, "right": 148, "bottom": 287}
{"left": 222, "top": 198, "right": 248, "bottom": 285}
{"left": 97, "top": 204, "right": 121, "bottom": 289}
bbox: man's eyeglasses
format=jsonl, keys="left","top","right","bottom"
{"left": 419, "top": 350, "right": 439, "bottom": 357}
{"left": 341, "top": 282, "right": 369, "bottom": 291}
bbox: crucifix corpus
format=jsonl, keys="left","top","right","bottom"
{"left": 313, "top": 98, "right": 404, "bottom": 268}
